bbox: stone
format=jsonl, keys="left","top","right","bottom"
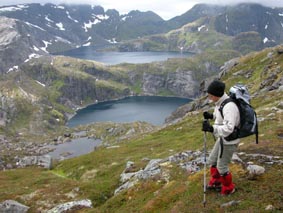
{"left": 17, "top": 155, "right": 52, "bottom": 169}
{"left": 0, "top": 200, "right": 29, "bottom": 213}
{"left": 247, "top": 164, "right": 265, "bottom": 175}
{"left": 47, "top": 199, "right": 92, "bottom": 213}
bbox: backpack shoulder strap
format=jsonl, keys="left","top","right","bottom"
{"left": 219, "top": 98, "right": 234, "bottom": 118}
{"left": 254, "top": 110, "right": 259, "bottom": 144}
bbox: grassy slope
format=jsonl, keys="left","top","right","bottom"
{"left": 0, "top": 46, "right": 283, "bottom": 212}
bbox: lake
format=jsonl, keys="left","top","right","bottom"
{"left": 47, "top": 137, "right": 102, "bottom": 160}
{"left": 48, "top": 96, "right": 189, "bottom": 159}
{"left": 67, "top": 96, "right": 190, "bottom": 127}
{"left": 49, "top": 48, "right": 191, "bottom": 159}
{"left": 54, "top": 46, "right": 191, "bottom": 65}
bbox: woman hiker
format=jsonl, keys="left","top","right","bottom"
{"left": 202, "top": 80, "right": 240, "bottom": 195}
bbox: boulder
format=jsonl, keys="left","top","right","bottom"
{"left": 0, "top": 200, "right": 29, "bottom": 213}
{"left": 47, "top": 199, "right": 92, "bottom": 213}
{"left": 17, "top": 155, "right": 52, "bottom": 169}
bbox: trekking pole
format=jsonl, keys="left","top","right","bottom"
{"left": 203, "top": 125, "right": 207, "bottom": 208}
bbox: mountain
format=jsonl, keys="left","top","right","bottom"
{"left": 1, "top": 3, "right": 283, "bottom": 74}
{"left": 119, "top": 3, "right": 283, "bottom": 54}
{"left": 0, "top": 3, "right": 170, "bottom": 74}
{"left": 166, "top": 3, "right": 225, "bottom": 28}
{"left": 0, "top": 3, "right": 166, "bottom": 51}
{"left": 214, "top": 3, "right": 283, "bottom": 46}
{"left": 0, "top": 2, "right": 283, "bottom": 211}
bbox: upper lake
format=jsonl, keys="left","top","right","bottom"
{"left": 54, "top": 46, "right": 192, "bottom": 65}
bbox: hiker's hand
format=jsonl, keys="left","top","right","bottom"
{"left": 202, "top": 120, "right": 213, "bottom": 132}
{"left": 203, "top": 111, "right": 213, "bottom": 120}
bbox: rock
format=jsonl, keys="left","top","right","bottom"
{"left": 219, "top": 58, "right": 240, "bottom": 77}
{"left": 232, "top": 153, "right": 244, "bottom": 164}
{"left": 277, "top": 102, "right": 283, "bottom": 109}
{"left": 141, "top": 70, "right": 197, "bottom": 97}
{"left": 247, "top": 164, "right": 265, "bottom": 176}
{"left": 47, "top": 199, "right": 92, "bottom": 213}
{"left": 17, "top": 155, "right": 52, "bottom": 169}
{"left": 0, "top": 200, "right": 29, "bottom": 213}
{"left": 114, "top": 151, "right": 203, "bottom": 194}
{"left": 220, "top": 200, "right": 241, "bottom": 208}
{"left": 265, "top": 204, "right": 275, "bottom": 210}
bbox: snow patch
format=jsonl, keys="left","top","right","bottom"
{"left": 198, "top": 25, "right": 206, "bottom": 31}
{"left": 263, "top": 37, "right": 269, "bottom": 43}
{"left": 36, "top": 80, "right": 46, "bottom": 87}
{"left": 0, "top": 5, "right": 26, "bottom": 12}
{"left": 56, "top": 5, "right": 65, "bottom": 10}
{"left": 33, "top": 46, "right": 40, "bottom": 51}
{"left": 83, "top": 42, "right": 91, "bottom": 46}
{"left": 83, "top": 14, "right": 109, "bottom": 32}
{"left": 41, "top": 40, "right": 52, "bottom": 53}
{"left": 56, "top": 22, "right": 65, "bottom": 31}
{"left": 225, "top": 14, "right": 229, "bottom": 31}
{"left": 7, "top": 65, "right": 19, "bottom": 73}
{"left": 55, "top": 36, "right": 71, "bottom": 44}
{"left": 24, "top": 22, "right": 46, "bottom": 31}
{"left": 24, "top": 53, "right": 41, "bottom": 62}
{"left": 122, "top": 15, "right": 132, "bottom": 21}
{"left": 107, "top": 38, "right": 118, "bottom": 44}
{"left": 45, "top": 15, "right": 54, "bottom": 23}
{"left": 66, "top": 11, "right": 78, "bottom": 23}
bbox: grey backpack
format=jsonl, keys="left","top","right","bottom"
{"left": 219, "top": 84, "right": 258, "bottom": 143}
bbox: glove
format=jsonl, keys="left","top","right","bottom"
{"left": 202, "top": 120, "right": 214, "bottom": 132}
{"left": 203, "top": 111, "right": 213, "bottom": 120}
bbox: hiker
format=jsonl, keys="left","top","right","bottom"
{"left": 202, "top": 80, "right": 240, "bottom": 195}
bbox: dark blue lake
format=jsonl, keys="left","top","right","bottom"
{"left": 67, "top": 96, "right": 190, "bottom": 127}
{"left": 49, "top": 48, "right": 191, "bottom": 159}
{"left": 55, "top": 46, "right": 191, "bottom": 65}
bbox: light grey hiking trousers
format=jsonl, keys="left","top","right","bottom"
{"left": 208, "top": 138, "right": 238, "bottom": 175}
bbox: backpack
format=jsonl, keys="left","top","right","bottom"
{"left": 219, "top": 84, "right": 259, "bottom": 144}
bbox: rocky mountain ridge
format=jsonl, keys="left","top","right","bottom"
{"left": 1, "top": 3, "right": 283, "bottom": 74}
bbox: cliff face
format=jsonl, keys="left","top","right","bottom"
{"left": 142, "top": 69, "right": 197, "bottom": 97}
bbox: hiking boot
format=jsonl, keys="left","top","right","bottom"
{"left": 220, "top": 172, "right": 235, "bottom": 195}
{"left": 206, "top": 183, "right": 222, "bottom": 192}
{"left": 207, "top": 166, "right": 221, "bottom": 191}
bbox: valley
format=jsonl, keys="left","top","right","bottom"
{"left": 0, "top": 2, "right": 282, "bottom": 212}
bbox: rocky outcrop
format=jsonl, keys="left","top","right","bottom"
{"left": 17, "top": 155, "right": 52, "bottom": 169}
{"left": 142, "top": 69, "right": 197, "bottom": 97}
{"left": 166, "top": 69, "right": 197, "bottom": 97}
{"left": 47, "top": 199, "right": 92, "bottom": 213}
{"left": 114, "top": 150, "right": 203, "bottom": 194}
{"left": 0, "top": 200, "right": 29, "bottom": 213}
{"left": 114, "top": 149, "right": 281, "bottom": 195}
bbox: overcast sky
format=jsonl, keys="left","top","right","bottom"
{"left": 1, "top": 0, "right": 283, "bottom": 20}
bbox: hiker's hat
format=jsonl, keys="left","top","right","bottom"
{"left": 207, "top": 80, "right": 225, "bottom": 97}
